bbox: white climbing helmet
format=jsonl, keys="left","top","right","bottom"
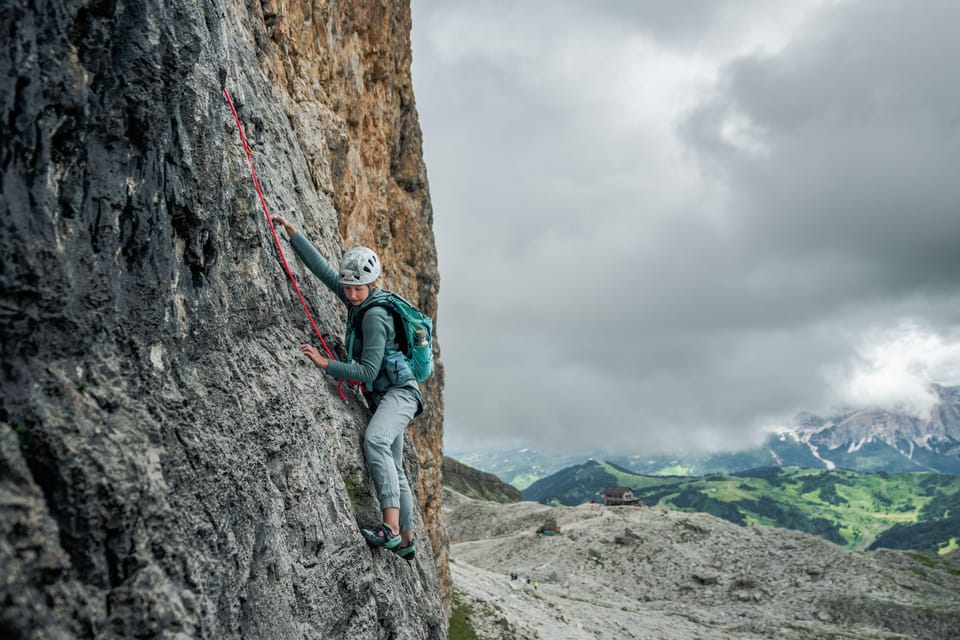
{"left": 339, "top": 246, "right": 381, "bottom": 285}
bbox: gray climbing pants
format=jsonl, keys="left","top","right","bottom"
{"left": 363, "top": 386, "right": 420, "bottom": 532}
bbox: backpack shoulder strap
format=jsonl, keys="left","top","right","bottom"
{"left": 350, "top": 294, "right": 408, "bottom": 354}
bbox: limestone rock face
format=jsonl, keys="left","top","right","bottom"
{"left": 0, "top": 0, "right": 447, "bottom": 637}
{"left": 248, "top": 0, "right": 450, "bottom": 613}
{"left": 442, "top": 457, "right": 524, "bottom": 504}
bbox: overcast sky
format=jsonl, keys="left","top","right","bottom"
{"left": 409, "top": 0, "right": 960, "bottom": 455}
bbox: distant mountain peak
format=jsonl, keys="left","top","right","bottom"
{"left": 786, "top": 384, "right": 960, "bottom": 471}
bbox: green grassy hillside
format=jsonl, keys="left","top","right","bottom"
{"left": 524, "top": 461, "right": 960, "bottom": 554}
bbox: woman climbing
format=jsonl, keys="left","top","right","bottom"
{"left": 272, "top": 214, "right": 422, "bottom": 561}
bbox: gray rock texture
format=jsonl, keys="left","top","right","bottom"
{"left": 0, "top": 0, "right": 446, "bottom": 638}
{"left": 446, "top": 488, "right": 960, "bottom": 640}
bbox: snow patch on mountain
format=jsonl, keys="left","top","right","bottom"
{"left": 806, "top": 442, "right": 836, "bottom": 470}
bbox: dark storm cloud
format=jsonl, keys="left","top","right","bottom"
{"left": 682, "top": 0, "right": 960, "bottom": 296}
{"left": 411, "top": 1, "right": 960, "bottom": 453}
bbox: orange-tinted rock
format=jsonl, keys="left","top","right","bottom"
{"left": 253, "top": 0, "right": 450, "bottom": 615}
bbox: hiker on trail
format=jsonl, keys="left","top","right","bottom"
{"left": 272, "top": 215, "right": 422, "bottom": 561}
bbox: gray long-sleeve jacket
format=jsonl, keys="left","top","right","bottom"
{"left": 289, "top": 232, "right": 420, "bottom": 402}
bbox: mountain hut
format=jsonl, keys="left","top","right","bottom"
{"left": 602, "top": 486, "right": 640, "bottom": 506}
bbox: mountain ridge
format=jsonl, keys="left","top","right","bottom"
{"left": 779, "top": 383, "right": 960, "bottom": 473}
{"left": 522, "top": 461, "right": 960, "bottom": 554}
{"left": 441, "top": 456, "right": 522, "bottom": 503}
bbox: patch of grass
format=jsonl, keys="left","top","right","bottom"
{"left": 342, "top": 474, "right": 363, "bottom": 509}
{"left": 12, "top": 423, "right": 29, "bottom": 454}
{"left": 533, "top": 462, "right": 960, "bottom": 552}
{"left": 448, "top": 591, "right": 479, "bottom": 640}
{"left": 634, "top": 468, "right": 960, "bottom": 552}
{"left": 937, "top": 537, "right": 958, "bottom": 555}
{"left": 653, "top": 464, "right": 694, "bottom": 475}
{"left": 907, "top": 550, "right": 960, "bottom": 577}
{"left": 509, "top": 473, "right": 540, "bottom": 490}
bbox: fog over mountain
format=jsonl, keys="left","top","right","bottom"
{"left": 454, "top": 385, "right": 960, "bottom": 491}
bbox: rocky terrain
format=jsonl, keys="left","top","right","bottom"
{"left": 442, "top": 457, "right": 523, "bottom": 504}
{"left": 1, "top": 0, "right": 447, "bottom": 637}
{"left": 445, "top": 488, "right": 960, "bottom": 640}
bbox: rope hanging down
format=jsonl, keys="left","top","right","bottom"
{"left": 223, "top": 88, "right": 349, "bottom": 401}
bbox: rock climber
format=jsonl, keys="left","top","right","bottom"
{"left": 272, "top": 215, "right": 422, "bottom": 561}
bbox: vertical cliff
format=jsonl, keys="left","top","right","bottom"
{"left": 0, "top": 0, "right": 447, "bottom": 637}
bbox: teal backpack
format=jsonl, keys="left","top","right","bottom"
{"left": 347, "top": 291, "right": 434, "bottom": 382}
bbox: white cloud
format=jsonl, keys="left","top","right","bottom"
{"left": 827, "top": 323, "right": 960, "bottom": 417}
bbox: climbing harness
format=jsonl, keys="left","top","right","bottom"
{"left": 223, "top": 88, "right": 350, "bottom": 401}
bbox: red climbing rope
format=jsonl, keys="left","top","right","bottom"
{"left": 223, "top": 88, "right": 349, "bottom": 401}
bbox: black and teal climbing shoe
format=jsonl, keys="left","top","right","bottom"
{"left": 391, "top": 538, "right": 415, "bottom": 561}
{"left": 361, "top": 523, "right": 401, "bottom": 549}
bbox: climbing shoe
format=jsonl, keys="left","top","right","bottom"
{"left": 391, "top": 538, "right": 416, "bottom": 561}
{"left": 361, "top": 523, "right": 401, "bottom": 549}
